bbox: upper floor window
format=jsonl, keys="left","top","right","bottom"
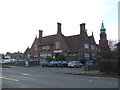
{"left": 91, "top": 45, "right": 95, "bottom": 50}
{"left": 42, "top": 46, "right": 50, "bottom": 50}
{"left": 34, "top": 44, "right": 37, "bottom": 51}
{"left": 84, "top": 43, "right": 89, "bottom": 49}
{"left": 56, "top": 41, "right": 60, "bottom": 49}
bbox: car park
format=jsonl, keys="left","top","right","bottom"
{"left": 68, "top": 61, "right": 83, "bottom": 68}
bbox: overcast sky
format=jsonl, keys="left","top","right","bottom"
{"left": 0, "top": 0, "right": 119, "bottom": 54}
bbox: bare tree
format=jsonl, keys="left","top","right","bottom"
{"left": 108, "top": 40, "right": 117, "bottom": 51}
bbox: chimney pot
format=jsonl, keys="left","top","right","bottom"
{"left": 80, "top": 23, "right": 86, "bottom": 32}
{"left": 39, "top": 30, "right": 43, "bottom": 39}
{"left": 57, "top": 22, "right": 62, "bottom": 34}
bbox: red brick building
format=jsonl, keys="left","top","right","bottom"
{"left": 24, "top": 22, "right": 106, "bottom": 62}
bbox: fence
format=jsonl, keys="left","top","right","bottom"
{"left": 97, "top": 59, "right": 119, "bottom": 74}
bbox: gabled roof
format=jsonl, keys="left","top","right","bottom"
{"left": 24, "top": 47, "right": 30, "bottom": 54}
{"left": 40, "top": 35, "right": 56, "bottom": 45}
{"left": 79, "top": 30, "right": 89, "bottom": 43}
{"left": 38, "top": 29, "right": 96, "bottom": 52}
{"left": 88, "top": 35, "right": 96, "bottom": 44}
{"left": 65, "top": 34, "right": 81, "bottom": 52}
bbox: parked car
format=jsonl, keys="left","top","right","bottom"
{"left": 68, "top": 61, "right": 83, "bottom": 68}
{"left": 41, "top": 61, "right": 49, "bottom": 67}
{"left": 57, "top": 61, "right": 68, "bottom": 67}
{"left": 29, "top": 58, "right": 39, "bottom": 62}
{"left": 0, "top": 59, "right": 15, "bottom": 64}
{"left": 86, "top": 60, "right": 96, "bottom": 65}
{"left": 47, "top": 61, "right": 58, "bottom": 67}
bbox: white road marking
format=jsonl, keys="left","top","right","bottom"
{"left": 1, "top": 77, "right": 19, "bottom": 81}
{"left": 89, "top": 80, "right": 93, "bottom": 82}
{"left": 93, "top": 77, "right": 100, "bottom": 79}
{"left": 22, "top": 73, "right": 29, "bottom": 76}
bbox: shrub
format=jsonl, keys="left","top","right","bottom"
{"left": 98, "top": 59, "right": 118, "bottom": 75}
{"left": 57, "top": 54, "right": 66, "bottom": 61}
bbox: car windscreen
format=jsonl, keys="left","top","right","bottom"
{"left": 62, "top": 61, "right": 67, "bottom": 63}
{"left": 74, "top": 61, "right": 80, "bottom": 64}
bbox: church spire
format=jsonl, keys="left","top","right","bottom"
{"left": 101, "top": 22, "right": 105, "bottom": 30}
{"left": 100, "top": 21, "right": 106, "bottom": 34}
{"left": 100, "top": 21, "right": 107, "bottom": 39}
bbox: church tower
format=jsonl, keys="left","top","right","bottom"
{"left": 99, "top": 21, "right": 110, "bottom": 53}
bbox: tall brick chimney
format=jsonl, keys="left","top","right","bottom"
{"left": 39, "top": 30, "right": 43, "bottom": 39}
{"left": 57, "top": 22, "right": 62, "bottom": 34}
{"left": 80, "top": 23, "right": 86, "bottom": 32}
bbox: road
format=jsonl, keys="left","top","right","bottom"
{"left": 2, "top": 66, "right": 119, "bottom": 88}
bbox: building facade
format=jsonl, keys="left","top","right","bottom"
{"left": 0, "top": 54, "right": 2, "bottom": 60}
{"left": 25, "top": 22, "right": 101, "bottom": 62}
{"left": 5, "top": 51, "right": 24, "bottom": 59}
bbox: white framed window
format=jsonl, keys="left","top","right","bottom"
{"left": 91, "top": 53, "right": 95, "bottom": 57}
{"left": 84, "top": 43, "right": 89, "bottom": 49}
{"left": 91, "top": 45, "right": 95, "bottom": 50}
{"left": 55, "top": 41, "right": 60, "bottom": 49}
{"left": 42, "top": 46, "right": 50, "bottom": 50}
{"left": 84, "top": 53, "right": 89, "bottom": 58}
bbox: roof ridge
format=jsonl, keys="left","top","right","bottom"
{"left": 66, "top": 34, "right": 80, "bottom": 38}
{"left": 42, "top": 34, "right": 56, "bottom": 38}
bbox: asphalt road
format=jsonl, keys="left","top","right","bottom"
{"left": 1, "top": 66, "right": 119, "bottom": 88}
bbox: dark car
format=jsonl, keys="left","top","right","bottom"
{"left": 86, "top": 60, "right": 96, "bottom": 66}
{"left": 57, "top": 61, "right": 68, "bottom": 67}
{"left": 29, "top": 58, "right": 40, "bottom": 66}
{"left": 47, "top": 61, "right": 58, "bottom": 67}
{"left": 41, "top": 61, "right": 49, "bottom": 67}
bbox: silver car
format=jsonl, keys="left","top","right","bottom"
{"left": 68, "top": 61, "right": 83, "bottom": 68}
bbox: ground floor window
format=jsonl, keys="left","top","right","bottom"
{"left": 84, "top": 53, "right": 89, "bottom": 58}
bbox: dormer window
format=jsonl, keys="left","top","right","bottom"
{"left": 55, "top": 41, "right": 60, "bottom": 49}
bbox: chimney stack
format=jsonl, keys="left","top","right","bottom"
{"left": 39, "top": 30, "right": 43, "bottom": 39}
{"left": 57, "top": 22, "right": 62, "bottom": 34}
{"left": 80, "top": 23, "right": 86, "bottom": 32}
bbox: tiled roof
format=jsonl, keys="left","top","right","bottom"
{"left": 39, "top": 31, "right": 96, "bottom": 52}
{"left": 65, "top": 34, "right": 81, "bottom": 52}
{"left": 24, "top": 47, "right": 30, "bottom": 54}
{"left": 88, "top": 36, "right": 96, "bottom": 44}
{"left": 40, "top": 35, "right": 56, "bottom": 45}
